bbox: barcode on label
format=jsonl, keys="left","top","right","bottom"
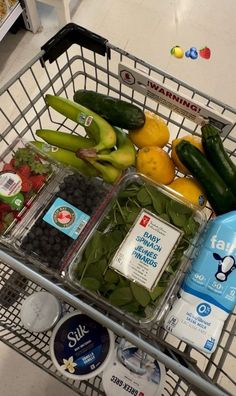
{"left": 2, "top": 178, "right": 15, "bottom": 191}
{"left": 75, "top": 220, "right": 87, "bottom": 235}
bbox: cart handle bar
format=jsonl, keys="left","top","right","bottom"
{"left": 40, "top": 23, "right": 110, "bottom": 66}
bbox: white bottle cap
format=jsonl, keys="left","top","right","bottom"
{"left": 20, "top": 291, "right": 61, "bottom": 332}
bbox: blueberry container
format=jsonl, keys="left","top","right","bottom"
{"left": 0, "top": 139, "right": 58, "bottom": 243}
{"left": 12, "top": 168, "right": 112, "bottom": 273}
{"left": 66, "top": 173, "right": 207, "bottom": 328}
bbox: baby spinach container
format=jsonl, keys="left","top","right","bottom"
{"left": 66, "top": 173, "right": 206, "bottom": 328}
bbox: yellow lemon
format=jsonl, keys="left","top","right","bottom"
{"left": 168, "top": 177, "right": 207, "bottom": 208}
{"left": 171, "top": 135, "right": 204, "bottom": 175}
{"left": 129, "top": 111, "right": 170, "bottom": 149}
{"left": 171, "top": 46, "right": 184, "bottom": 59}
{"left": 136, "top": 146, "right": 175, "bottom": 185}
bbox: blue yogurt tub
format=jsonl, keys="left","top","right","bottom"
{"left": 50, "top": 310, "right": 115, "bottom": 380}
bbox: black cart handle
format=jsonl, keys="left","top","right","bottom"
{"left": 40, "top": 23, "right": 110, "bottom": 65}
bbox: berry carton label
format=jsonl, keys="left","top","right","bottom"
{"left": 43, "top": 198, "right": 90, "bottom": 240}
{"left": 110, "top": 209, "right": 183, "bottom": 291}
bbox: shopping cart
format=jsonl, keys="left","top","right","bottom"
{"left": 1, "top": 23, "right": 236, "bottom": 396}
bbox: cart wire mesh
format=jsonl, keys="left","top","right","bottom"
{"left": 1, "top": 24, "right": 236, "bottom": 396}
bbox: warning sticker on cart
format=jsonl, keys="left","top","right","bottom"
{"left": 118, "top": 63, "right": 233, "bottom": 136}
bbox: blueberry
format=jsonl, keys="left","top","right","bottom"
{"left": 34, "top": 227, "right": 43, "bottom": 237}
{"left": 24, "top": 243, "right": 33, "bottom": 251}
{"left": 50, "top": 258, "right": 58, "bottom": 269}
{"left": 64, "top": 176, "right": 72, "bottom": 185}
{"left": 47, "top": 236, "right": 55, "bottom": 245}
{"left": 73, "top": 189, "right": 81, "bottom": 197}
{"left": 190, "top": 52, "right": 198, "bottom": 60}
{"left": 185, "top": 50, "right": 191, "bottom": 58}
{"left": 59, "top": 182, "right": 66, "bottom": 190}
{"left": 50, "top": 228, "right": 58, "bottom": 237}
{"left": 53, "top": 243, "right": 61, "bottom": 252}
{"left": 59, "top": 191, "right": 67, "bottom": 200}
{"left": 79, "top": 183, "right": 86, "bottom": 192}
{"left": 43, "top": 243, "right": 51, "bottom": 251}
{"left": 66, "top": 195, "right": 74, "bottom": 203}
{"left": 32, "top": 240, "right": 39, "bottom": 248}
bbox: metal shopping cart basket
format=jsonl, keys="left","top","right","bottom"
{"left": 0, "top": 23, "right": 236, "bottom": 396}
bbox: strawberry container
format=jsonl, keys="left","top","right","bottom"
{"left": 0, "top": 139, "right": 58, "bottom": 243}
{"left": 66, "top": 172, "right": 207, "bottom": 328}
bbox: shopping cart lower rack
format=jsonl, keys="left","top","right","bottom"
{"left": 1, "top": 23, "right": 236, "bottom": 396}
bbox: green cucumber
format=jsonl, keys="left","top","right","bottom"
{"left": 73, "top": 90, "right": 145, "bottom": 130}
{"left": 176, "top": 141, "right": 236, "bottom": 215}
{"left": 201, "top": 124, "right": 236, "bottom": 197}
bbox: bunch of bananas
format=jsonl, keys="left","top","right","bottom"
{"left": 31, "top": 95, "right": 136, "bottom": 184}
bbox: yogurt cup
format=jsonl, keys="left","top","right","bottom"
{"left": 102, "top": 341, "right": 166, "bottom": 396}
{"left": 50, "top": 311, "right": 115, "bottom": 380}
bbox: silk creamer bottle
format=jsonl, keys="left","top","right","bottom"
{"left": 164, "top": 211, "right": 236, "bottom": 354}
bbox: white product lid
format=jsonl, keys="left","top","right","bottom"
{"left": 20, "top": 291, "right": 61, "bottom": 333}
{"left": 50, "top": 311, "right": 115, "bottom": 381}
{"left": 102, "top": 343, "right": 166, "bottom": 396}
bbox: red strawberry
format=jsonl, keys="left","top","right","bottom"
{"left": 18, "top": 165, "right": 31, "bottom": 177}
{"left": 30, "top": 175, "right": 46, "bottom": 192}
{"left": 199, "top": 46, "right": 211, "bottom": 59}
{"left": 10, "top": 159, "right": 16, "bottom": 167}
{"left": 20, "top": 177, "right": 33, "bottom": 192}
{"left": 0, "top": 204, "right": 12, "bottom": 220}
{"left": 2, "top": 163, "right": 15, "bottom": 172}
{"left": 0, "top": 203, "right": 11, "bottom": 212}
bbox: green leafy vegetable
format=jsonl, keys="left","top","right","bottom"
{"left": 109, "top": 287, "right": 133, "bottom": 306}
{"left": 130, "top": 283, "right": 151, "bottom": 307}
{"left": 137, "top": 187, "right": 152, "bottom": 206}
{"left": 104, "top": 269, "right": 120, "bottom": 283}
{"left": 74, "top": 177, "right": 201, "bottom": 321}
{"left": 80, "top": 277, "right": 101, "bottom": 291}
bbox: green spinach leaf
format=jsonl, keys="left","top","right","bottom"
{"left": 130, "top": 283, "right": 151, "bottom": 307}
{"left": 109, "top": 287, "right": 134, "bottom": 306}
{"left": 80, "top": 277, "right": 101, "bottom": 291}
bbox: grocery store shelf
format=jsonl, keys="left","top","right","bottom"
{"left": 0, "top": 3, "right": 23, "bottom": 42}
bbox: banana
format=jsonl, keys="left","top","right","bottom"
{"left": 77, "top": 128, "right": 136, "bottom": 170}
{"left": 45, "top": 95, "right": 116, "bottom": 152}
{"left": 31, "top": 141, "right": 98, "bottom": 177}
{"left": 86, "top": 159, "right": 123, "bottom": 184}
{"left": 36, "top": 129, "right": 95, "bottom": 151}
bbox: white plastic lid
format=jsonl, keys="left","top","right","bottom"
{"left": 102, "top": 342, "right": 166, "bottom": 396}
{"left": 50, "top": 311, "right": 115, "bottom": 380}
{"left": 20, "top": 291, "right": 61, "bottom": 333}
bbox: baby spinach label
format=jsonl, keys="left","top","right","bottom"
{"left": 110, "top": 209, "right": 183, "bottom": 291}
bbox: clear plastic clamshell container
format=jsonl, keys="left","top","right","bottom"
{"left": 11, "top": 167, "right": 112, "bottom": 274}
{"left": 66, "top": 173, "right": 207, "bottom": 328}
{"left": 0, "top": 139, "right": 58, "bottom": 243}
